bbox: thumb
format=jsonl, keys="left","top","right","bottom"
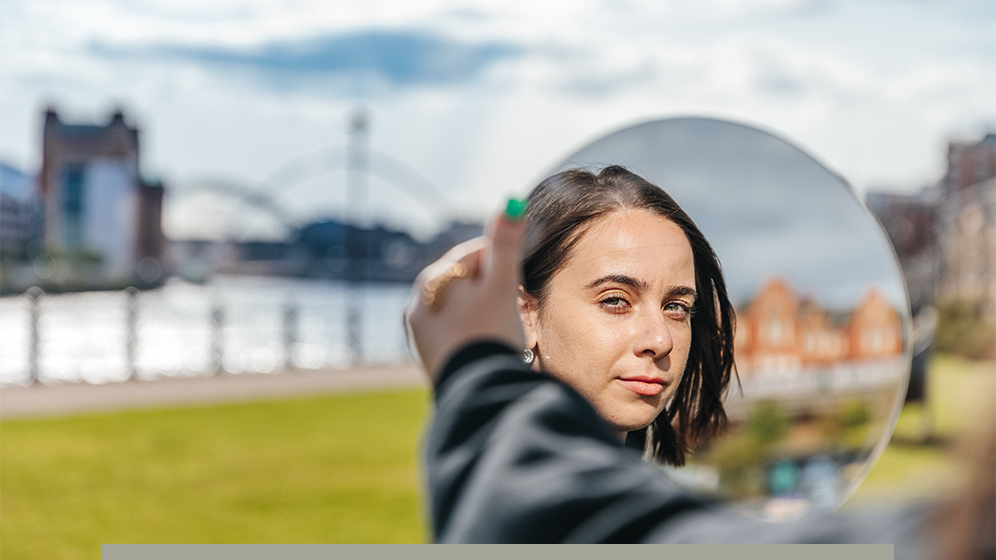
{"left": 484, "top": 198, "right": 527, "bottom": 288}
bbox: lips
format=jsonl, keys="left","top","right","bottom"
{"left": 617, "top": 377, "right": 664, "bottom": 396}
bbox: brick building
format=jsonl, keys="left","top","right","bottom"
{"left": 735, "top": 277, "right": 802, "bottom": 375}
{"left": 39, "top": 108, "right": 164, "bottom": 287}
{"left": 845, "top": 289, "right": 904, "bottom": 360}
{"left": 797, "top": 298, "right": 848, "bottom": 367}
{"left": 735, "top": 278, "right": 902, "bottom": 377}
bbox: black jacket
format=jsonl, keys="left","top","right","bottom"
{"left": 423, "top": 341, "right": 934, "bottom": 553}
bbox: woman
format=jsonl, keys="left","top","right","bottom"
{"left": 517, "top": 166, "right": 736, "bottom": 465}
{"left": 404, "top": 177, "right": 935, "bottom": 547}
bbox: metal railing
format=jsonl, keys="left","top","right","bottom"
{"left": 1, "top": 281, "right": 412, "bottom": 386}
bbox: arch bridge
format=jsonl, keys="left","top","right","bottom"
{"left": 166, "top": 147, "right": 458, "bottom": 243}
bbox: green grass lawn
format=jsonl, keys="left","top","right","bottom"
{"left": 846, "top": 354, "right": 995, "bottom": 506}
{"left": 1, "top": 387, "right": 433, "bottom": 557}
{"left": 2, "top": 354, "right": 992, "bottom": 556}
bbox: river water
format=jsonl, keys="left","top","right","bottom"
{"left": 0, "top": 276, "right": 415, "bottom": 386}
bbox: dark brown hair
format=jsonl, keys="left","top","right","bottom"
{"left": 521, "top": 165, "right": 736, "bottom": 466}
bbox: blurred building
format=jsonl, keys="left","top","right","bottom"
{"left": 943, "top": 133, "right": 996, "bottom": 194}
{"left": 0, "top": 163, "right": 42, "bottom": 260}
{"left": 866, "top": 133, "right": 995, "bottom": 319}
{"left": 865, "top": 190, "right": 939, "bottom": 314}
{"left": 39, "top": 108, "right": 164, "bottom": 288}
{"left": 936, "top": 134, "right": 995, "bottom": 318}
{"left": 846, "top": 289, "right": 904, "bottom": 360}
{"left": 735, "top": 278, "right": 902, "bottom": 378}
{"left": 797, "top": 298, "right": 848, "bottom": 367}
{"left": 736, "top": 277, "right": 803, "bottom": 375}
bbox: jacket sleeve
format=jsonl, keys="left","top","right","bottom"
{"left": 422, "top": 340, "right": 935, "bottom": 552}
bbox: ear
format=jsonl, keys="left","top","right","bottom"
{"left": 517, "top": 286, "right": 540, "bottom": 350}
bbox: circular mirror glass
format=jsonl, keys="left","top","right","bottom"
{"left": 548, "top": 117, "right": 912, "bottom": 517}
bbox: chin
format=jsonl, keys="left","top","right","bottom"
{"left": 597, "top": 395, "right": 664, "bottom": 433}
{"left": 609, "top": 414, "right": 658, "bottom": 434}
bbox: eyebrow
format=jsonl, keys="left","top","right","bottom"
{"left": 585, "top": 274, "right": 649, "bottom": 290}
{"left": 668, "top": 285, "right": 698, "bottom": 300}
{"left": 584, "top": 275, "right": 697, "bottom": 299}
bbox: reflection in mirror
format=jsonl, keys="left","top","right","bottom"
{"left": 550, "top": 117, "right": 911, "bottom": 517}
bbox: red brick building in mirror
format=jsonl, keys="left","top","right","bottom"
{"left": 734, "top": 278, "right": 903, "bottom": 379}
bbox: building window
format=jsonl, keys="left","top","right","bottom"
{"left": 61, "top": 163, "right": 85, "bottom": 250}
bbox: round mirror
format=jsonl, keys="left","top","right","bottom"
{"left": 548, "top": 117, "right": 911, "bottom": 517}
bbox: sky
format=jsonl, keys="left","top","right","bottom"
{"left": 1, "top": 0, "right": 994, "bottom": 240}
{"left": 561, "top": 116, "right": 907, "bottom": 311}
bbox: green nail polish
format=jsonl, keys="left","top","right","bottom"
{"left": 505, "top": 197, "right": 528, "bottom": 220}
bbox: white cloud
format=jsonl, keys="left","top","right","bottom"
{"left": 1, "top": 0, "right": 993, "bottom": 237}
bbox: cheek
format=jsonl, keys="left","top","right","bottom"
{"left": 537, "top": 310, "right": 619, "bottom": 381}
{"left": 674, "top": 327, "right": 693, "bottom": 366}
{"left": 668, "top": 327, "right": 694, "bottom": 390}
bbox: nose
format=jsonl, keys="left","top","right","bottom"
{"left": 634, "top": 309, "right": 674, "bottom": 359}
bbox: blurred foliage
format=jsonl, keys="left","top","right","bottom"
{"left": 840, "top": 399, "right": 872, "bottom": 429}
{"left": 815, "top": 398, "right": 872, "bottom": 448}
{"left": 701, "top": 432, "right": 765, "bottom": 498}
{"left": 745, "top": 400, "right": 790, "bottom": 446}
{"left": 705, "top": 401, "right": 790, "bottom": 498}
{"left": 840, "top": 399, "right": 873, "bottom": 447}
{"left": 705, "top": 395, "right": 882, "bottom": 499}
{"left": 934, "top": 300, "right": 996, "bottom": 361}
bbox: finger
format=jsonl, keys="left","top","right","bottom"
{"left": 410, "top": 241, "right": 486, "bottom": 318}
{"left": 442, "top": 236, "right": 487, "bottom": 263}
{"left": 483, "top": 207, "right": 526, "bottom": 288}
{"left": 460, "top": 243, "right": 484, "bottom": 279}
{"left": 416, "top": 237, "right": 485, "bottom": 288}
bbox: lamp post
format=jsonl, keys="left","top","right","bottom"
{"left": 346, "top": 109, "right": 369, "bottom": 364}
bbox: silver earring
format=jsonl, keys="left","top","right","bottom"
{"left": 523, "top": 348, "right": 534, "bottom": 365}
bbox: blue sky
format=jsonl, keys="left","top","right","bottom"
{"left": 1, "top": 0, "right": 993, "bottom": 239}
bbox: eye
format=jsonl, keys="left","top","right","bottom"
{"left": 663, "top": 301, "right": 693, "bottom": 321}
{"left": 599, "top": 294, "right": 631, "bottom": 312}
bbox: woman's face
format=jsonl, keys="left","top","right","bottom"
{"left": 522, "top": 208, "right": 696, "bottom": 436}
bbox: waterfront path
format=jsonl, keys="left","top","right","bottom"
{"left": 0, "top": 362, "right": 427, "bottom": 419}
